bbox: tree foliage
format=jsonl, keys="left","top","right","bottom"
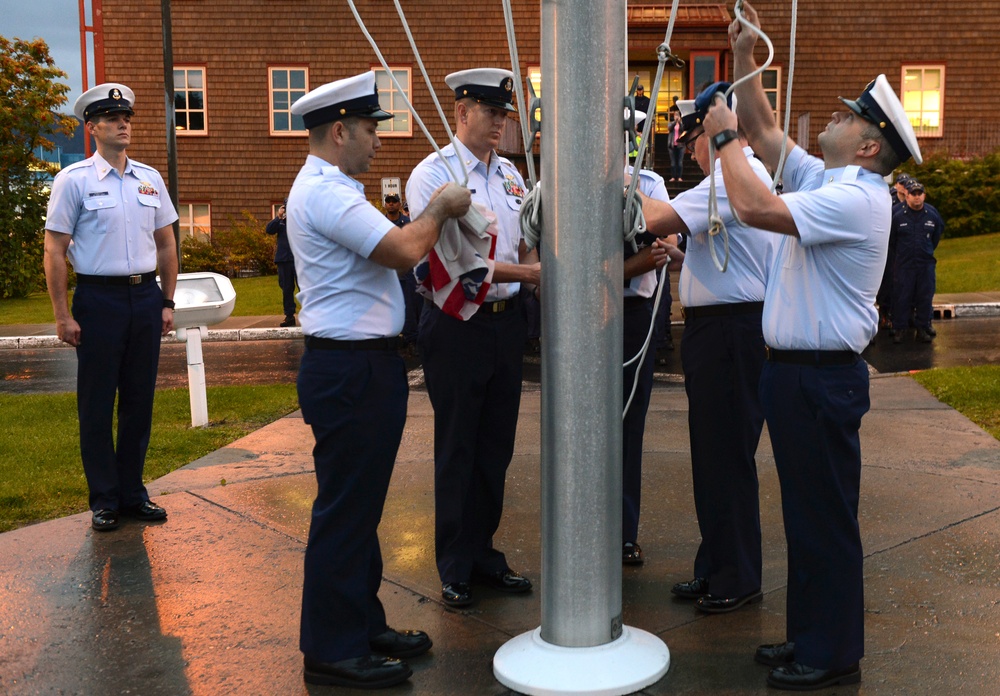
{"left": 0, "top": 36, "right": 77, "bottom": 298}
{"left": 900, "top": 150, "right": 1000, "bottom": 239}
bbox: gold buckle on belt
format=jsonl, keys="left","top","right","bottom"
{"left": 491, "top": 300, "right": 506, "bottom": 313}
{"left": 128, "top": 274, "right": 143, "bottom": 286}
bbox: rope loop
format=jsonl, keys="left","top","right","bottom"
{"left": 520, "top": 182, "right": 543, "bottom": 252}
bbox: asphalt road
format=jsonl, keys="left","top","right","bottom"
{"left": 3, "top": 317, "right": 999, "bottom": 396}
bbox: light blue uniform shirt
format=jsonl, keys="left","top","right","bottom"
{"left": 625, "top": 166, "right": 670, "bottom": 299}
{"left": 406, "top": 138, "right": 525, "bottom": 301}
{"left": 673, "top": 146, "right": 778, "bottom": 308}
{"left": 45, "top": 152, "right": 177, "bottom": 275}
{"left": 763, "top": 146, "right": 891, "bottom": 353}
{"left": 286, "top": 155, "right": 402, "bottom": 340}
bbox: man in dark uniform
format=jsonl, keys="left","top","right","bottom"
{"left": 890, "top": 180, "right": 944, "bottom": 343}
{"left": 44, "top": 83, "right": 178, "bottom": 533}
{"left": 406, "top": 68, "right": 540, "bottom": 608}
{"left": 711, "top": 2, "right": 923, "bottom": 689}
{"left": 265, "top": 200, "right": 297, "bottom": 327}
{"left": 286, "top": 71, "right": 471, "bottom": 689}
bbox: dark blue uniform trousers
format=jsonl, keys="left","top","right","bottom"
{"left": 681, "top": 311, "right": 766, "bottom": 597}
{"left": 760, "top": 359, "right": 869, "bottom": 670}
{"left": 297, "top": 347, "right": 407, "bottom": 663}
{"left": 891, "top": 260, "right": 936, "bottom": 331}
{"left": 418, "top": 301, "right": 526, "bottom": 584}
{"left": 622, "top": 298, "right": 656, "bottom": 544}
{"left": 276, "top": 261, "right": 298, "bottom": 318}
{"left": 72, "top": 281, "right": 163, "bottom": 512}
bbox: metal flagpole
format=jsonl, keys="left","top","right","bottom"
{"left": 493, "top": 0, "right": 669, "bottom": 691}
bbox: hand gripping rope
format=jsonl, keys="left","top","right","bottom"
{"left": 704, "top": 0, "right": 798, "bottom": 271}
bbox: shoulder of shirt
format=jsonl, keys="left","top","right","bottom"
{"left": 129, "top": 160, "right": 164, "bottom": 179}
{"left": 58, "top": 159, "right": 95, "bottom": 176}
{"left": 496, "top": 153, "right": 516, "bottom": 169}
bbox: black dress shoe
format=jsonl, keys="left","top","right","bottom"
{"left": 121, "top": 500, "right": 167, "bottom": 521}
{"left": 303, "top": 655, "right": 412, "bottom": 689}
{"left": 280, "top": 316, "right": 296, "bottom": 327}
{"left": 670, "top": 577, "right": 709, "bottom": 599}
{"left": 695, "top": 589, "right": 763, "bottom": 614}
{"left": 622, "top": 542, "right": 644, "bottom": 566}
{"left": 474, "top": 568, "right": 532, "bottom": 593}
{"left": 755, "top": 641, "right": 795, "bottom": 667}
{"left": 369, "top": 628, "right": 432, "bottom": 658}
{"left": 767, "top": 661, "right": 861, "bottom": 691}
{"left": 441, "top": 582, "right": 473, "bottom": 607}
{"left": 91, "top": 509, "right": 119, "bottom": 532}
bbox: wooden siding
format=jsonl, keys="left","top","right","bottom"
{"left": 100, "top": 0, "right": 998, "bottom": 233}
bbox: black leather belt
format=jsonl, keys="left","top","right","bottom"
{"left": 766, "top": 347, "right": 860, "bottom": 366}
{"left": 479, "top": 296, "right": 519, "bottom": 314}
{"left": 623, "top": 296, "right": 652, "bottom": 308}
{"left": 76, "top": 271, "right": 157, "bottom": 286}
{"left": 683, "top": 301, "right": 763, "bottom": 322}
{"left": 304, "top": 335, "right": 401, "bottom": 351}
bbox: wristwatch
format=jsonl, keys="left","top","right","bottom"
{"left": 163, "top": 298, "right": 176, "bottom": 310}
{"left": 711, "top": 129, "right": 739, "bottom": 151}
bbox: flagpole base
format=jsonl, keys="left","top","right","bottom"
{"left": 493, "top": 625, "right": 669, "bottom": 696}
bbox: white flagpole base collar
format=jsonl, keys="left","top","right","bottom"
{"left": 494, "top": 625, "right": 669, "bottom": 695}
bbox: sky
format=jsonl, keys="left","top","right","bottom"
{"left": 2, "top": 0, "right": 89, "bottom": 113}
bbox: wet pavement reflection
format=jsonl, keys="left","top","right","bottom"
{"left": 2, "top": 317, "right": 998, "bottom": 395}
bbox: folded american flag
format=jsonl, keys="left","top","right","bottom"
{"left": 414, "top": 203, "right": 497, "bottom": 320}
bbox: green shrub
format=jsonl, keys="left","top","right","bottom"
{"left": 180, "top": 211, "right": 277, "bottom": 277}
{"left": 899, "top": 150, "right": 1000, "bottom": 239}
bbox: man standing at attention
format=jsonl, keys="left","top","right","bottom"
{"left": 890, "top": 180, "right": 944, "bottom": 343}
{"left": 44, "top": 83, "right": 178, "bottom": 533}
{"left": 287, "top": 72, "right": 471, "bottom": 689}
{"left": 406, "top": 68, "right": 540, "bottom": 608}
{"left": 702, "top": 2, "right": 922, "bottom": 689}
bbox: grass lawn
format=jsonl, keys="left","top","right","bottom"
{"left": 0, "top": 275, "right": 291, "bottom": 325}
{"left": 0, "top": 384, "right": 299, "bottom": 532}
{"left": 936, "top": 232, "right": 1000, "bottom": 293}
{"left": 912, "top": 365, "right": 1000, "bottom": 441}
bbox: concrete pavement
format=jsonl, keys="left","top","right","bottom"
{"left": 2, "top": 372, "right": 1000, "bottom": 694}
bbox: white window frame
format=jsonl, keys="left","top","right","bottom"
{"left": 902, "top": 65, "right": 944, "bottom": 138}
{"left": 374, "top": 67, "right": 413, "bottom": 137}
{"left": 173, "top": 66, "right": 207, "bottom": 135}
{"left": 269, "top": 66, "right": 308, "bottom": 136}
{"left": 178, "top": 202, "right": 211, "bottom": 243}
{"left": 762, "top": 67, "right": 781, "bottom": 125}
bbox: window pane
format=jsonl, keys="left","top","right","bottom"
{"left": 762, "top": 71, "right": 777, "bottom": 89}
{"left": 176, "top": 112, "right": 188, "bottom": 129}
{"left": 291, "top": 90, "right": 306, "bottom": 105}
{"left": 693, "top": 56, "right": 716, "bottom": 91}
{"left": 174, "top": 93, "right": 187, "bottom": 110}
{"left": 189, "top": 91, "right": 204, "bottom": 110}
{"left": 273, "top": 92, "right": 289, "bottom": 110}
{"left": 290, "top": 70, "right": 306, "bottom": 89}
{"left": 291, "top": 113, "right": 304, "bottom": 131}
{"left": 188, "top": 71, "right": 203, "bottom": 89}
{"left": 173, "top": 69, "right": 185, "bottom": 88}
{"left": 274, "top": 112, "right": 289, "bottom": 131}
{"left": 272, "top": 70, "right": 288, "bottom": 89}
{"left": 189, "top": 112, "right": 205, "bottom": 130}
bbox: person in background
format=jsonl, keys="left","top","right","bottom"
{"left": 890, "top": 180, "right": 944, "bottom": 343}
{"left": 668, "top": 108, "right": 686, "bottom": 182}
{"left": 286, "top": 71, "right": 471, "bottom": 689}
{"left": 266, "top": 200, "right": 298, "bottom": 327}
{"left": 43, "top": 83, "right": 178, "bottom": 533}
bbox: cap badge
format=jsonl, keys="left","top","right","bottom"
{"left": 110, "top": 88, "right": 122, "bottom": 100}
{"left": 503, "top": 78, "right": 513, "bottom": 91}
